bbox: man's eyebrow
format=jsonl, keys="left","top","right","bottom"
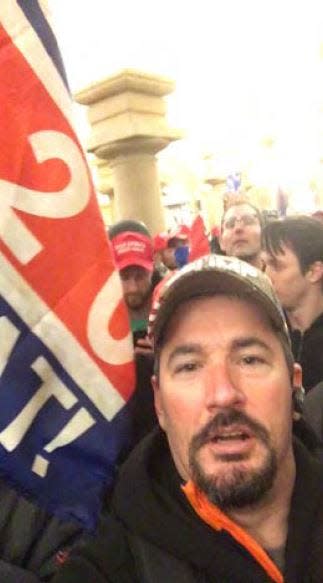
{"left": 231, "top": 337, "right": 272, "bottom": 352}
{"left": 165, "top": 337, "right": 272, "bottom": 367}
{"left": 166, "top": 344, "right": 202, "bottom": 367}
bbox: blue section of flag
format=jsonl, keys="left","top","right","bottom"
{"left": 0, "top": 299, "right": 132, "bottom": 531}
{"left": 17, "top": 0, "right": 69, "bottom": 90}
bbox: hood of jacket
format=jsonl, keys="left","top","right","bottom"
{"left": 111, "top": 427, "right": 323, "bottom": 582}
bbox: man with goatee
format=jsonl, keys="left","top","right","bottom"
{"left": 54, "top": 255, "right": 323, "bottom": 583}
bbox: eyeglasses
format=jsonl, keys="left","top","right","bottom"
{"left": 223, "top": 214, "right": 259, "bottom": 230}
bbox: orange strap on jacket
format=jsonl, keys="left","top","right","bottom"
{"left": 182, "top": 480, "right": 284, "bottom": 583}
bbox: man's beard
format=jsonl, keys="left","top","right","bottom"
{"left": 125, "top": 291, "right": 150, "bottom": 310}
{"left": 189, "top": 409, "right": 277, "bottom": 510}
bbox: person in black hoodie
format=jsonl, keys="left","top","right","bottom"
{"left": 53, "top": 255, "right": 323, "bottom": 583}
{"left": 264, "top": 215, "right": 323, "bottom": 392}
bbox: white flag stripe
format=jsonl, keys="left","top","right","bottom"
{"left": 0, "top": 252, "right": 125, "bottom": 421}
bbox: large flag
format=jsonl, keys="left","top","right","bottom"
{"left": 0, "top": 1, "right": 134, "bottom": 530}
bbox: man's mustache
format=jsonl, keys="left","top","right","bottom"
{"left": 191, "top": 408, "right": 271, "bottom": 451}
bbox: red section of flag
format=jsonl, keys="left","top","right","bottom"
{"left": 0, "top": 23, "right": 134, "bottom": 400}
{"left": 188, "top": 215, "right": 210, "bottom": 262}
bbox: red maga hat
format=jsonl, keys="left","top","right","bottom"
{"left": 111, "top": 231, "right": 153, "bottom": 272}
{"left": 153, "top": 225, "right": 190, "bottom": 252}
{"left": 153, "top": 233, "right": 170, "bottom": 252}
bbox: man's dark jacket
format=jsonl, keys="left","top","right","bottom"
{"left": 53, "top": 428, "right": 323, "bottom": 583}
{"left": 0, "top": 478, "right": 83, "bottom": 581}
{"left": 290, "top": 312, "right": 323, "bottom": 392}
{"left": 304, "top": 381, "right": 323, "bottom": 441}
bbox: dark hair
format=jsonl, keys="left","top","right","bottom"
{"left": 221, "top": 200, "right": 264, "bottom": 233}
{"left": 108, "top": 219, "right": 151, "bottom": 240}
{"left": 263, "top": 216, "right": 323, "bottom": 275}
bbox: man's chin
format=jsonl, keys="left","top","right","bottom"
{"left": 233, "top": 247, "right": 254, "bottom": 258}
{"left": 125, "top": 296, "right": 144, "bottom": 309}
{"left": 197, "top": 453, "right": 255, "bottom": 483}
{"left": 190, "top": 451, "right": 277, "bottom": 509}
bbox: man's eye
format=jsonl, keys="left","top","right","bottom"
{"left": 241, "top": 355, "right": 265, "bottom": 366}
{"left": 174, "top": 362, "right": 199, "bottom": 374}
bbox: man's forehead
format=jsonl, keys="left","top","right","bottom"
{"left": 121, "top": 265, "right": 150, "bottom": 277}
{"left": 161, "top": 294, "right": 274, "bottom": 342}
{"left": 224, "top": 203, "right": 258, "bottom": 219}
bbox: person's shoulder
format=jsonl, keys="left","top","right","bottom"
{"left": 0, "top": 477, "right": 83, "bottom": 580}
{"left": 304, "top": 382, "right": 323, "bottom": 442}
{"left": 311, "top": 311, "right": 323, "bottom": 329}
{"left": 304, "top": 312, "right": 323, "bottom": 339}
{"left": 52, "top": 514, "right": 137, "bottom": 583}
{"left": 305, "top": 381, "right": 323, "bottom": 402}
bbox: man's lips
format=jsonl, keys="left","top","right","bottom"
{"left": 204, "top": 425, "right": 255, "bottom": 455}
{"left": 207, "top": 424, "right": 253, "bottom": 442}
{"left": 191, "top": 409, "right": 271, "bottom": 459}
{"left": 233, "top": 238, "right": 248, "bottom": 246}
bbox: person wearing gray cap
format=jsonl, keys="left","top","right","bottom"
{"left": 53, "top": 255, "right": 323, "bottom": 583}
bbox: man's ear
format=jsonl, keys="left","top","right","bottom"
{"left": 306, "top": 261, "right": 323, "bottom": 284}
{"left": 292, "top": 363, "right": 303, "bottom": 420}
{"left": 292, "top": 363, "right": 302, "bottom": 389}
{"left": 151, "top": 374, "right": 166, "bottom": 430}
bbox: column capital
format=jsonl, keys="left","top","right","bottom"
{"left": 96, "top": 135, "right": 179, "bottom": 161}
{"left": 74, "top": 68, "right": 183, "bottom": 158}
{"left": 75, "top": 68, "right": 176, "bottom": 104}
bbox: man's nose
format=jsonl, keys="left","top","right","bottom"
{"left": 233, "top": 218, "right": 244, "bottom": 231}
{"left": 123, "top": 278, "right": 138, "bottom": 293}
{"left": 204, "top": 363, "right": 245, "bottom": 410}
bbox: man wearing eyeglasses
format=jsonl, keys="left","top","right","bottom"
{"left": 220, "top": 201, "right": 264, "bottom": 270}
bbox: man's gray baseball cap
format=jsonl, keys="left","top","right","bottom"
{"left": 149, "top": 254, "right": 290, "bottom": 347}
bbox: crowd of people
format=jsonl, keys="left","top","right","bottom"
{"left": 50, "top": 198, "right": 322, "bottom": 583}
{"left": 3, "top": 197, "right": 323, "bottom": 582}
{"left": 107, "top": 201, "right": 323, "bottom": 430}
{"left": 53, "top": 201, "right": 323, "bottom": 582}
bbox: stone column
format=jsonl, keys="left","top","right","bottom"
{"left": 204, "top": 177, "right": 226, "bottom": 227}
{"left": 92, "top": 157, "right": 115, "bottom": 221}
{"left": 75, "top": 69, "right": 182, "bottom": 234}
